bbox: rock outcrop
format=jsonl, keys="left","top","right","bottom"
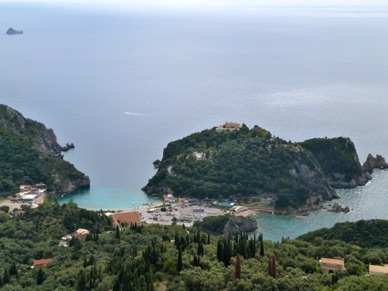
{"left": 223, "top": 216, "right": 258, "bottom": 236}
{"left": 6, "top": 28, "right": 23, "bottom": 35}
{"left": 363, "top": 154, "right": 388, "bottom": 173}
{"left": 327, "top": 203, "right": 350, "bottom": 213}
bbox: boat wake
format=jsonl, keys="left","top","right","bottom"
{"left": 124, "top": 112, "right": 146, "bottom": 116}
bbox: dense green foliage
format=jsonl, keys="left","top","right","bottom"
{"left": 197, "top": 215, "right": 231, "bottom": 235}
{"left": 2, "top": 203, "right": 388, "bottom": 290}
{"left": 301, "top": 137, "right": 363, "bottom": 181}
{"left": 0, "top": 126, "right": 51, "bottom": 194}
{"left": 144, "top": 125, "right": 364, "bottom": 210}
{"left": 298, "top": 219, "right": 388, "bottom": 248}
{"left": 0, "top": 104, "right": 88, "bottom": 196}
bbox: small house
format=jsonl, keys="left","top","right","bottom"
{"left": 74, "top": 228, "right": 90, "bottom": 238}
{"left": 215, "top": 122, "right": 242, "bottom": 132}
{"left": 33, "top": 258, "right": 53, "bottom": 267}
{"left": 19, "top": 185, "right": 31, "bottom": 193}
{"left": 369, "top": 264, "right": 388, "bottom": 276}
{"left": 319, "top": 258, "right": 346, "bottom": 272}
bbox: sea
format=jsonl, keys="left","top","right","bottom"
{"left": 1, "top": 3, "right": 388, "bottom": 241}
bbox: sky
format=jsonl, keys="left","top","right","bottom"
{"left": 0, "top": 0, "right": 386, "bottom": 16}
{"left": 1, "top": 0, "right": 387, "bottom": 6}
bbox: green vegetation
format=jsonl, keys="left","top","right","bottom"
{"left": 298, "top": 219, "right": 388, "bottom": 248}
{"left": 144, "top": 124, "right": 364, "bottom": 211}
{"left": 301, "top": 137, "right": 363, "bottom": 182}
{"left": 2, "top": 203, "right": 388, "bottom": 290}
{"left": 196, "top": 215, "right": 231, "bottom": 235}
{"left": 0, "top": 104, "right": 89, "bottom": 197}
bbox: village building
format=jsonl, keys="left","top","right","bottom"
{"left": 33, "top": 258, "right": 53, "bottom": 267}
{"left": 178, "top": 197, "right": 189, "bottom": 204}
{"left": 19, "top": 185, "right": 32, "bottom": 193}
{"left": 215, "top": 122, "right": 243, "bottom": 132}
{"left": 369, "top": 264, "right": 388, "bottom": 276}
{"left": 163, "top": 194, "right": 177, "bottom": 203}
{"left": 74, "top": 228, "right": 90, "bottom": 238}
{"left": 59, "top": 235, "right": 72, "bottom": 247}
{"left": 319, "top": 258, "right": 346, "bottom": 272}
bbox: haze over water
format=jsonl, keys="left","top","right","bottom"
{"left": 1, "top": 3, "right": 388, "bottom": 240}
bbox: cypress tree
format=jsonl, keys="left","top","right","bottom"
{"left": 268, "top": 257, "right": 273, "bottom": 277}
{"left": 36, "top": 267, "right": 46, "bottom": 285}
{"left": 217, "top": 240, "right": 224, "bottom": 262}
{"left": 116, "top": 225, "right": 120, "bottom": 241}
{"left": 9, "top": 262, "right": 17, "bottom": 276}
{"left": 272, "top": 256, "right": 276, "bottom": 278}
{"left": 268, "top": 256, "right": 276, "bottom": 278}
{"left": 235, "top": 253, "right": 241, "bottom": 279}
{"left": 3, "top": 268, "right": 10, "bottom": 285}
{"left": 177, "top": 247, "right": 183, "bottom": 273}
{"left": 77, "top": 270, "right": 86, "bottom": 291}
{"left": 259, "top": 233, "right": 265, "bottom": 257}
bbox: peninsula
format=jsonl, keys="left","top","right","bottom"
{"left": 0, "top": 104, "right": 90, "bottom": 196}
{"left": 143, "top": 122, "right": 388, "bottom": 214}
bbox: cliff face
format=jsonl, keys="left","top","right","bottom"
{"left": 0, "top": 104, "right": 90, "bottom": 194}
{"left": 301, "top": 137, "right": 368, "bottom": 189}
{"left": 144, "top": 124, "right": 386, "bottom": 214}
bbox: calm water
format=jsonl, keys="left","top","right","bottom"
{"left": 1, "top": 3, "right": 388, "bottom": 240}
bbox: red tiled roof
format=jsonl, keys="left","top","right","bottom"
{"left": 113, "top": 216, "right": 120, "bottom": 227}
{"left": 34, "top": 258, "right": 53, "bottom": 266}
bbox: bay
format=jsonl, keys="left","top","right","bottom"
{"left": 1, "top": 3, "right": 388, "bottom": 240}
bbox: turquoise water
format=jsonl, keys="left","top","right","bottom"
{"left": 58, "top": 188, "right": 162, "bottom": 210}
{"left": 1, "top": 4, "right": 388, "bottom": 240}
{"left": 255, "top": 170, "right": 388, "bottom": 241}
{"left": 216, "top": 201, "right": 234, "bottom": 207}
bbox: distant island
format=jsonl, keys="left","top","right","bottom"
{"left": 0, "top": 104, "right": 90, "bottom": 197}
{"left": 6, "top": 27, "right": 23, "bottom": 35}
{"left": 143, "top": 122, "right": 388, "bottom": 214}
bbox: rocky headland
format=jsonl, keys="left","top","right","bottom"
{"left": 6, "top": 28, "right": 23, "bottom": 35}
{"left": 143, "top": 123, "right": 387, "bottom": 215}
{"left": 0, "top": 104, "right": 90, "bottom": 195}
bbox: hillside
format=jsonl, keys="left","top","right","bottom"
{"left": 297, "top": 219, "right": 388, "bottom": 248}
{"left": 2, "top": 202, "right": 388, "bottom": 290}
{"left": 143, "top": 123, "right": 375, "bottom": 214}
{"left": 0, "top": 104, "right": 90, "bottom": 196}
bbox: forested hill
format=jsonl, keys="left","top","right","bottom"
{"left": 2, "top": 201, "right": 388, "bottom": 290}
{"left": 143, "top": 123, "right": 370, "bottom": 213}
{"left": 0, "top": 104, "right": 90, "bottom": 196}
{"left": 297, "top": 219, "right": 388, "bottom": 248}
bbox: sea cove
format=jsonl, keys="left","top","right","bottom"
{"left": 1, "top": 3, "right": 388, "bottom": 241}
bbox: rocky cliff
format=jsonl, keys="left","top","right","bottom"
{"left": 0, "top": 104, "right": 90, "bottom": 194}
{"left": 363, "top": 154, "right": 388, "bottom": 174}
